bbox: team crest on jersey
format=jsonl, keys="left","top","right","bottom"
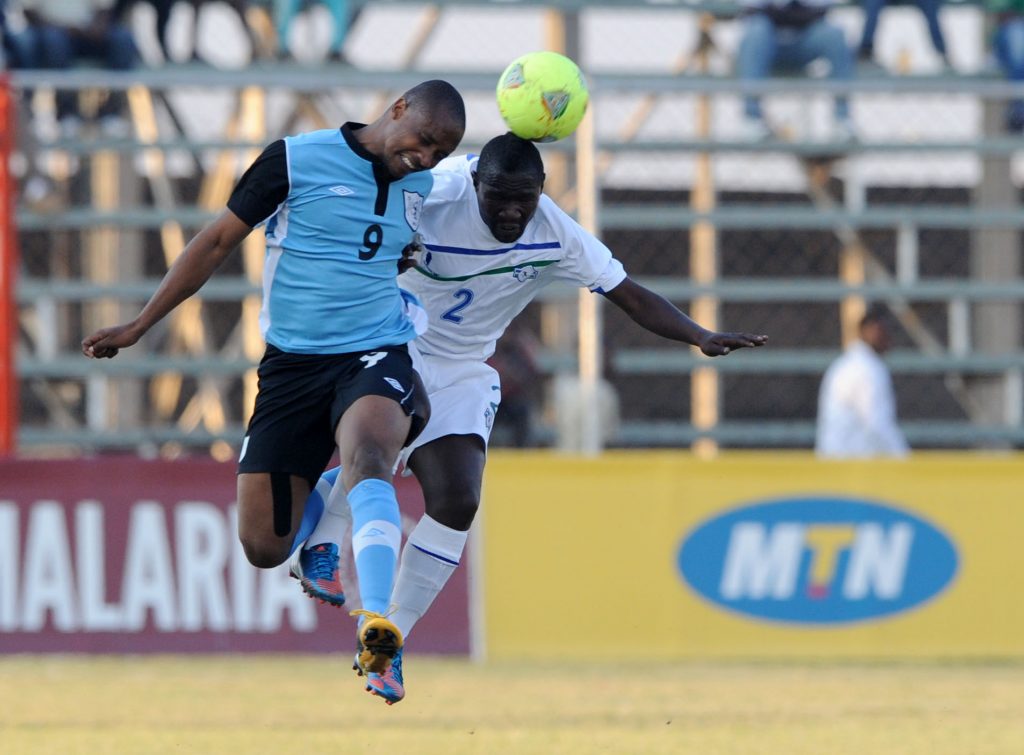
{"left": 513, "top": 265, "right": 540, "bottom": 282}
{"left": 404, "top": 191, "right": 424, "bottom": 230}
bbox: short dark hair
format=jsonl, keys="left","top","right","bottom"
{"left": 860, "top": 304, "right": 889, "bottom": 330}
{"left": 476, "top": 132, "right": 545, "bottom": 185}
{"left": 403, "top": 79, "right": 466, "bottom": 129}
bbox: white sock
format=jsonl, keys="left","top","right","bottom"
{"left": 306, "top": 476, "right": 352, "bottom": 549}
{"left": 390, "top": 514, "right": 468, "bottom": 640}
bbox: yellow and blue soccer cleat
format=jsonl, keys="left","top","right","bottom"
{"left": 350, "top": 609, "right": 403, "bottom": 675}
{"left": 365, "top": 647, "right": 405, "bottom": 705}
{"left": 289, "top": 542, "right": 346, "bottom": 607}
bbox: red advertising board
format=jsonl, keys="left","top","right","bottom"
{"left": 0, "top": 457, "right": 470, "bottom": 654}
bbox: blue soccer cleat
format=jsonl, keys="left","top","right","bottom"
{"left": 366, "top": 647, "right": 405, "bottom": 705}
{"left": 289, "top": 542, "right": 346, "bottom": 607}
{"left": 350, "top": 609, "right": 403, "bottom": 675}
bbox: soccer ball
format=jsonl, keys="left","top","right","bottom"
{"left": 496, "top": 51, "right": 589, "bottom": 143}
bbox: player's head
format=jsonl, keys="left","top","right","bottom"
{"left": 859, "top": 305, "right": 892, "bottom": 354}
{"left": 378, "top": 80, "right": 466, "bottom": 179}
{"left": 473, "top": 132, "right": 546, "bottom": 243}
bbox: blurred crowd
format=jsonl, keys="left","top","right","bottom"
{"left": 0, "top": 0, "right": 358, "bottom": 185}
{"left": 1, "top": 1, "right": 1024, "bottom": 139}
{"left": 0, "top": 1, "right": 357, "bottom": 68}
{"left": 0, "top": 1, "right": 358, "bottom": 64}
{"left": 737, "top": 0, "right": 1024, "bottom": 139}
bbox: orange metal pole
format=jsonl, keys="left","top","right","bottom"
{"left": 0, "top": 72, "right": 17, "bottom": 455}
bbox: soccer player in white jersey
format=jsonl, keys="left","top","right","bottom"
{"left": 293, "top": 133, "right": 767, "bottom": 704}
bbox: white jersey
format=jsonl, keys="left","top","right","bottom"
{"left": 399, "top": 154, "right": 627, "bottom": 362}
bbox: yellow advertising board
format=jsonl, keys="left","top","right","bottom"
{"left": 480, "top": 452, "right": 1024, "bottom": 660}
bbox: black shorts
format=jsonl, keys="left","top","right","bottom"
{"left": 237, "top": 343, "right": 428, "bottom": 485}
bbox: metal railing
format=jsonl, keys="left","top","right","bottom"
{"left": 8, "top": 47, "right": 1024, "bottom": 451}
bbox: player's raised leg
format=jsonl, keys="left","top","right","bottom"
{"left": 360, "top": 435, "right": 481, "bottom": 704}
{"left": 391, "top": 434, "right": 479, "bottom": 638}
{"left": 337, "top": 393, "right": 414, "bottom": 675}
{"left": 235, "top": 342, "right": 352, "bottom": 569}
{"left": 236, "top": 472, "right": 314, "bottom": 568}
{"left": 288, "top": 466, "right": 348, "bottom": 606}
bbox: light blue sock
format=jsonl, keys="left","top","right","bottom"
{"left": 288, "top": 466, "right": 342, "bottom": 556}
{"left": 348, "top": 478, "right": 402, "bottom": 616}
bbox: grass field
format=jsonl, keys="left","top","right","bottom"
{"left": 2, "top": 655, "right": 1022, "bottom": 754}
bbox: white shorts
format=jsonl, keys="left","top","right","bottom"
{"left": 399, "top": 342, "right": 502, "bottom": 468}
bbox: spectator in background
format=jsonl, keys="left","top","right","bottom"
{"left": 857, "top": 0, "right": 952, "bottom": 71}
{"left": 20, "top": 0, "right": 138, "bottom": 136}
{"left": 113, "top": 1, "right": 261, "bottom": 64}
{"left": 816, "top": 305, "right": 909, "bottom": 458}
{"left": 989, "top": 0, "right": 1024, "bottom": 131}
{"left": 1, "top": 0, "right": 31, "bottom": 67}
{"left": 112, "top": 0, "right": 173, "bottom": 60}
{"left": 736, "top": 0, "right": 855, "bottom": 142}
{"left": 274, "top": 0, "right": 351, "bottom": 63}
{"left": 3, "top": 2, "right": 41, "bottom": 71}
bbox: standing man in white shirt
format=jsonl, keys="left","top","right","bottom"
{"left": 816, "top": 306, "right": 909, "bottom": 458}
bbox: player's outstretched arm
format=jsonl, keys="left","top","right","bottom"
{"left": 82, "top": 210, "right": 253, "bottom": 359}
{"left": 602, "top": 277, "right": 767, "bottom": 357}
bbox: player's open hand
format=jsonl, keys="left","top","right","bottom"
{"left": 699, "top": 331, "right": 768, "bottom": 357}
{"left": 82, "top": 323, "right": 143, "bottom": 359}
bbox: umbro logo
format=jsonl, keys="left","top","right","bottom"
{"left": 364, "top": 527, "right": 386, "bottom": 537}
{"left": 329, "top": 185, "right": 354, "bottom": 196}
{"left": 384, "top": 377, "right": 405, "bottom": 393}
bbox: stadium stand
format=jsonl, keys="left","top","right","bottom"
{"left": 3, "top": 0, "right": 1023, "bottom": 453}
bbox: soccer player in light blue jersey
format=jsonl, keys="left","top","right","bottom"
{"left": 82, "top": 80, "right": 466, "bottom": 677}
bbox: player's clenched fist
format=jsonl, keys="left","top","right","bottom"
{"left": 82, "top": 323, "right": 142, "bottom": 359}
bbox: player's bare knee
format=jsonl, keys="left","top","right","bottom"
{"left": 342, "top": 445, "right": 394, "bottom": 488}
{"left": 429, "top": 491, "right": 480, "bottom": 531}
{"left": 239, "top": 534, "right": 289, "bottom": 569}
{"left": 237, "top": 519, "right": 290, "bottom": 569}
{"left": 455, "top": 490, "right": 481, "bottom": 517}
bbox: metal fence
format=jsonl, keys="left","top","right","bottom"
{"left": 7, "top": 1, "right": 1023, "bottom": 453}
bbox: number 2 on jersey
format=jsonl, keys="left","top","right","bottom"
{"left": 441, "top": 288, "right": 474, "bottom": 324}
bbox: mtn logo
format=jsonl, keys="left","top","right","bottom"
{"left": 677, "top": 497, "right": 958, "bottom": 625}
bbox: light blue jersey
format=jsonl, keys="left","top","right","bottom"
{"left": 259, "top": 127, "right": 431, "bottom": 353}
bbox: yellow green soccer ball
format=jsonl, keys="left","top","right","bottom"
{"left": 496, "top": 51, "right": 589, "bottom": 143}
